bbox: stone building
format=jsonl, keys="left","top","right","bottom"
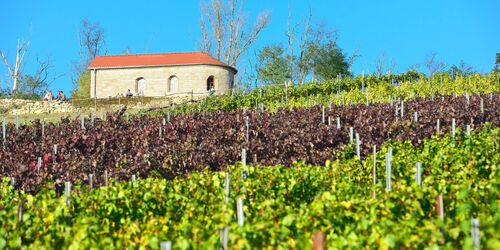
{"left": 88, "top": 52, "right": 237, "bottom": 98}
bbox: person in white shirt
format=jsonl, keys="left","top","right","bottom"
{"left": 43, "top": 91, "right": 53, "bottom": 101}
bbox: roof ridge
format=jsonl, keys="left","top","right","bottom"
{"left": 95, "top": 51, "right": 210, "bottom": 58}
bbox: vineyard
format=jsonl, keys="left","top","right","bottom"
{"left": 158, "top": 72, "right": 499, "bottom": 114}
{"left": 0, "top": 94, "right": 498, "bottom": 193}
{"left": 1, "top": 126, "right": 498, "bottom": 248}
{"left": 0, "top": 74, "right": 499, "bottom": 248}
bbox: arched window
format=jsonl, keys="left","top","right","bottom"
{"left": 168, "top": 76, "right": 178, "bottom": 93}
{"left": 206, "top": 76, "right": 215, "bottom": 91}
{"left": 135, "top": 77, "right": 146, "bottom": 96}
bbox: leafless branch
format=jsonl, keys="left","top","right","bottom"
{"left": 0, "top": 39, "right": 30, "bottom": 92}
{"left": 200, "top": 0, "right": 271, "bottom": 68}
{"left": 375, "top": 53, "right": 385, "bottom": 76}
{"left": 296, "top": 7, "right": 312, "bottom": 85}
{"left": 286, "top": 3, "right": 296, "bottom": 85}
{"left": 425, "top": 52, "right": 446, "bottom": 76}
{"left": 79, "top": 18, "right": 107, "bottom": 66}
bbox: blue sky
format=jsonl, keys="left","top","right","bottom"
{"left": 1, "top": 0, "right": 498, "bottom": 95}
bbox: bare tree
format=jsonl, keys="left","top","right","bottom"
{"left": 122, "top": 47, "right": 133, "bottom": 55}
{"left": 78, "top": 18, "right": 107, "bottom": 67}
{"left": 375, "top": 53, "right": 385, "bottom": 76}
{"left": 72, "top": 18, "right": 107, "bottom": 98}
{"left": 286, "top": 5, "right": 312, "bottom": 85}
{"left": 244, "top": 49, "right": 262, "bottom": 89}
{"left": 408, "top": 63, "right": 421, "bottom": 72}
{"left": 457, "top": 60, "right": 474, "bottom": 73}
{"left": 286, "top": 3, "right": 297, "bottom": 85}
{"left": 200, "top": 0, "right": 271, "bottom": 67}
{"left": 386, "top": 57, "right": 396, "bottom": 75}
{"left": 425, "top": 52, "right": 446, "bottom": 76}
{"left": 0, "top": 39, "right": 30, "bottom": 93}
{"left": 374, "top": 53, "right": 396, "bottom": 76}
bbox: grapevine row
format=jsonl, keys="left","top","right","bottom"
{"left": 0, "top": 93, "right": 498, "bottom": 192}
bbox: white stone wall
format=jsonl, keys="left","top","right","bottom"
{"left": 90, "top": 64, "right": 235, "bottom": 98}
{"left": 1, "top": 99, "right": 75, "bottom": 115}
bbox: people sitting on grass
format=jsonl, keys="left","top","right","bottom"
{"left": 126, "top": 89, "right": 133, "bottom": 97}
{"left": 43, "top": 91, "right": 53, "bottom": 101}
{"left": 57, "top": 91, "right": 66, "bottom": 101}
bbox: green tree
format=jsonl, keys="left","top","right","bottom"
{"left": 72, "top": 72, "right": 90, "bottom": 99}
{"left": 14, "top": 57, "right": 60, "bottom": 99}
{"left": 15, "top": 75, "right": 49, "bottom": 99}
{"left": 257, "top": 45, "right": 291, "bottom": 85}
{"left": 310, "top": 41, "right": 352, "bottom": 81}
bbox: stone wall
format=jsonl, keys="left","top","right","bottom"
{"left": 1, "top": 99, "right": 75, "bottom": 115}
{"left": 90, "top": 64, "right": 235, "bottom": 98}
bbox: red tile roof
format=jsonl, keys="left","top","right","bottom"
{"left": 88, "top": 52, "right": 237, "bottom": 73}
